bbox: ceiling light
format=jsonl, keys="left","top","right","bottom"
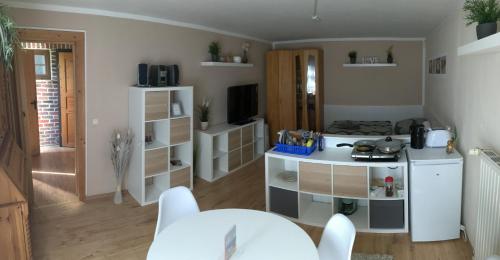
{"left": 312, "top": 0, "right": 320, "bottom": 21}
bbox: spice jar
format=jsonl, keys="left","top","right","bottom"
{"left": 385, "top": 176, "right": 394, "bottom": 197}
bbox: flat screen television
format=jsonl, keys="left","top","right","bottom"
{"left": 227, "top": 84, "right": 258, "bottom": 125}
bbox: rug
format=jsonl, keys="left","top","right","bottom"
{"left": 352, "top": 253, "right": 394, "bottom": 260}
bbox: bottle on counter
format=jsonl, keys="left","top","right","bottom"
{"left": 385, "top": 176, "right": 394, "bottom": 197}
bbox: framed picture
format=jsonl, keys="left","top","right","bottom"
{"left": 171, "top": 102, "right": 183, "bottom": 117}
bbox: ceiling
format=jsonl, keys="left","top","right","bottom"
{"left": 10, "top": 0, "right": 456, "bottom": 42}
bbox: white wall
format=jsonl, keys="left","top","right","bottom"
{"left": 9, "top": 8, "right": 271, "bottom": 196}
{"left": 425, "top": 0, "right": 500, "bottom": 245}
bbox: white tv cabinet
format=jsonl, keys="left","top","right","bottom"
{"left": 128, "top": 86, "right": 193, "bottom": 206}
{"left": 265, "top": 138, "right": 409, "bottom": 233}
{"left": 196, "top": 118, "right": 265, "bottom": 182}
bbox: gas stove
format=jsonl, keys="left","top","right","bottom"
{"left": 351, "top": 148, "right": 401, "bottom": 162}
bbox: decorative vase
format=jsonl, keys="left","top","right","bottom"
{"left": 349, "top": 57, "right": 356, "bottom": 64}
{"left": 387, "top": 55, "right": 394, "bottom": 64}
{"left": 113, "top": 182, "right": 123, "bottom": 204}
{"left": 211, "top": 54, "right": 219, "bottom": 62}
{"left": 476, "top": 22, "right": 497, "bottom": 39}
{"left": 242, "top": 50, "right": 248, "bottom": 63}
{"left": 201, "top": 121, "right": 209, "bottom": 130}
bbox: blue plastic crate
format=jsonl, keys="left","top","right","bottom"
{"left": 274, "top": 141, "right": 317, "bottom": 156}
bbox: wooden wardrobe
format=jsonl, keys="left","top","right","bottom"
{"left": 266, "top": 49, "right": 324, "bottom": 145}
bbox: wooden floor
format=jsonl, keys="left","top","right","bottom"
{"left": 31, "top": 146, "right": 77, "bottom": 208}
{"left": 30, "top": 158, "right": 473, "bottom": 260}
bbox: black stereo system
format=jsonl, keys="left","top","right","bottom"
{"left": 137, "top": 63, "right": 180, "bottom": 87}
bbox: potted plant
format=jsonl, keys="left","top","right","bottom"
{"left": 386, "top": 45, "right": 394, "bottom": 64}
{"left": 348, "top": 51, "right": 357, "bottom": 64}
{"left": 0, "top": 6, "right": 18, "bottom": 90}
{"left": 208, "top": 41, "right": 220, "bottom": 62}
{"left": 198, "top": 97, "right": 211, "bottom": 130}
{"left": 464, "top": 0, "right": 500, "bottom": 39}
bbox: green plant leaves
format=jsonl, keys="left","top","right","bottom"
{"left": 463, "top": 0, "right": 500, "bottom": 25}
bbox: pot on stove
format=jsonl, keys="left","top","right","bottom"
{"left": 375, "top": 137, "right": 405, "bottom": 154}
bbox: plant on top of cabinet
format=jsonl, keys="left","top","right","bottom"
{"left": 198, "top": 97, "right": 211, "bottom": 130}
{"left": 463, "top": 0, "right": 500, "bottom": 39}
{"left": 208, "top": 41, "right": 221, "bottom": 62}
{"left": 386, "top": 45, "right": 394, "bottom": 64}
{"left": 348, "top": 50, "right": 357, "bottom": 64}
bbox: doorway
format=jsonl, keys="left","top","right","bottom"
{"left": 19, "top": 42, "right": 77, "bottom": 207}
{"left": 16, "top": 29, "right": 86, "bottom": 204}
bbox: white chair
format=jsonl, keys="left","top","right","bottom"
{"left": 318, "top": 214, "right": 356, "bottom": 260}
{"left": 154, "top": 186, "right": 200, "bottom": 239}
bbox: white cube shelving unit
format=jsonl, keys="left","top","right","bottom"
{"left": 195, "top": 119, "right": 265, "bottom": 182}
{"left": 128, "top": 86, "right": 193, "bottom": 206}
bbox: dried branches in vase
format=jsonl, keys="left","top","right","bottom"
{"left": 110, "top": 129, "right": 134, "bottom": 204}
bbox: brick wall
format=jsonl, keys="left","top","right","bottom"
{"left": 21, "top": 42, "right": 72, "bottom": 147}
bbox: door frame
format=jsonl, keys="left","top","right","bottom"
{"left": 17, "top": 28, "right": 87, "bottom": 201}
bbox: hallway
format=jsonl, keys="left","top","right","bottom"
{"left": 32, "top": 146, "right": 78, "bottom": 208}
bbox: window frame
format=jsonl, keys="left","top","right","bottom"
{"left": 34, "top": 50, "right": 51, "bottom": 80}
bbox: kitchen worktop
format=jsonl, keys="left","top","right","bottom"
{"left": 266, "top": 147, "right": 408, "bottom": 167}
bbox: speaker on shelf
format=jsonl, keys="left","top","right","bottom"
{"left": 137, "top": 63, "right": 149, "bottom": 87}
{"left": 167, "top": 65, "right": 179, "bottom": 86}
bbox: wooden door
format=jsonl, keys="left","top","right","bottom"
{"left": 266, "top": 50, "right": 294, "bottom": 145}
{"left": 15, "top": 49, "right": 39, "bottom": 156}
{"left": 59, "top": 52, "right": 75, "bottom": 147}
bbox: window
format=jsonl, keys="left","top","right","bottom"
{"left": 34, "top": 50, "right": 51, "bottom": 80}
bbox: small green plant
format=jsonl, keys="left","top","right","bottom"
{"left": 197, "top": 97, "right": 211, "bottom": 122}
{"left": 463, "top": 0, "right": 500, "bottom": 25}
{"left": 208, "top": 41, "right": 220, "bottom": 61}
{"left": 386, "top": 45, "right": 394, "bottom": 63}
{"left": 348, "top": 51, "right": 357, "bottom": 59}
{"left": 0, "top": 6, "right": 18, "bottom": 71}
{"left": 348, "top": 51, "right": 357, "bottom": 64}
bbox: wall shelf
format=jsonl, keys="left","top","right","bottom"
{"left": 343, "top": 63, "right": 397, "bottom": 67}
{"left": 200, "top": 61, "right": 254, "bottom": 67}
{"left": 458, "top": 32, "right": 500, "bottom": 56}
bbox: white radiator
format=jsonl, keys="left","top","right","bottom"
{"left": 475, "top": 150, "right": 500, "bottom": 260}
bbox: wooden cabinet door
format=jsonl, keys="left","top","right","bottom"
{"left": 15, "top": 49, "right": 39, "bottom": 155}
{"left": 170, "top": 167, "right": 191, "bottom": 188}
{"left": 227, "top": 129, "right": 241, "bottom": 151}
{"left": 241, "top": 125, "right": 253, "bottom": 145}
{"left": 266, "top": 50, "right": 294, "bottom": 145}
{"left": 333, "top": 165, "right": 368, "bottom": 198}
{"left": 299, "top": 162, "right": 332, "bottom": 195}
{"left": 228, "top": 148, "right": 241, "bottom": 172}
{"left": 59, "top": 52, "right": 76, "bottom": 148}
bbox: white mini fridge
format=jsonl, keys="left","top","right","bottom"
{"left": 407, "top": 147, "right": 463, "bottom": 242}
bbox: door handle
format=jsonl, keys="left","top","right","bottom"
{"left": 30, "top": 100, "right": 37, "bottom": 110}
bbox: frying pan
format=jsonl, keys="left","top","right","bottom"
{"left": 375, "top": 137, "right": 405, "bottom": 154}
{"left": 336, "top": 140, "right": 375, "bottom": 152}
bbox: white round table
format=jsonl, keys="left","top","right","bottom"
{"left": 147, "top": 209, "right": 319, "bottom": 260}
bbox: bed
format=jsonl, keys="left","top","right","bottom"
{"left": 326, "top": 118, "right": 427, "bottom": 136}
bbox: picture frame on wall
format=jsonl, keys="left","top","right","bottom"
{"left": 171, "top": 102, "right": 183, "bottom": 117}
{"left": 428, "top": 55, "right": 447, "bottom": 75}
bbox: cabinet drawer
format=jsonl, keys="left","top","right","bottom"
{"left": 228, "top": 149, "right": 241, "bottom": 171}
{"left": 170, "top": 117, "right": 191, "bottom": 144}
{"left": 170, "top": 166, "right": 191, "bottom": 188}
{"left": 333, "top": 165, "right": 368, "bottom": 198}
{"left": 299, "top": 162, "right": 332, "bottom": 195}
{"left": 241, "top": 143, "right": 254, "bottom": 164}
{"left": 145, "top": 91, "right": 169, "bottom": 121}
{"left": 145, "top": 148, "right": 168, "bottom": 176}
{"left": 241, "top": 125, "right": 254, "bottom": 145}
{"left": 228, "top": 129, "right": 241, "bottom": 151}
